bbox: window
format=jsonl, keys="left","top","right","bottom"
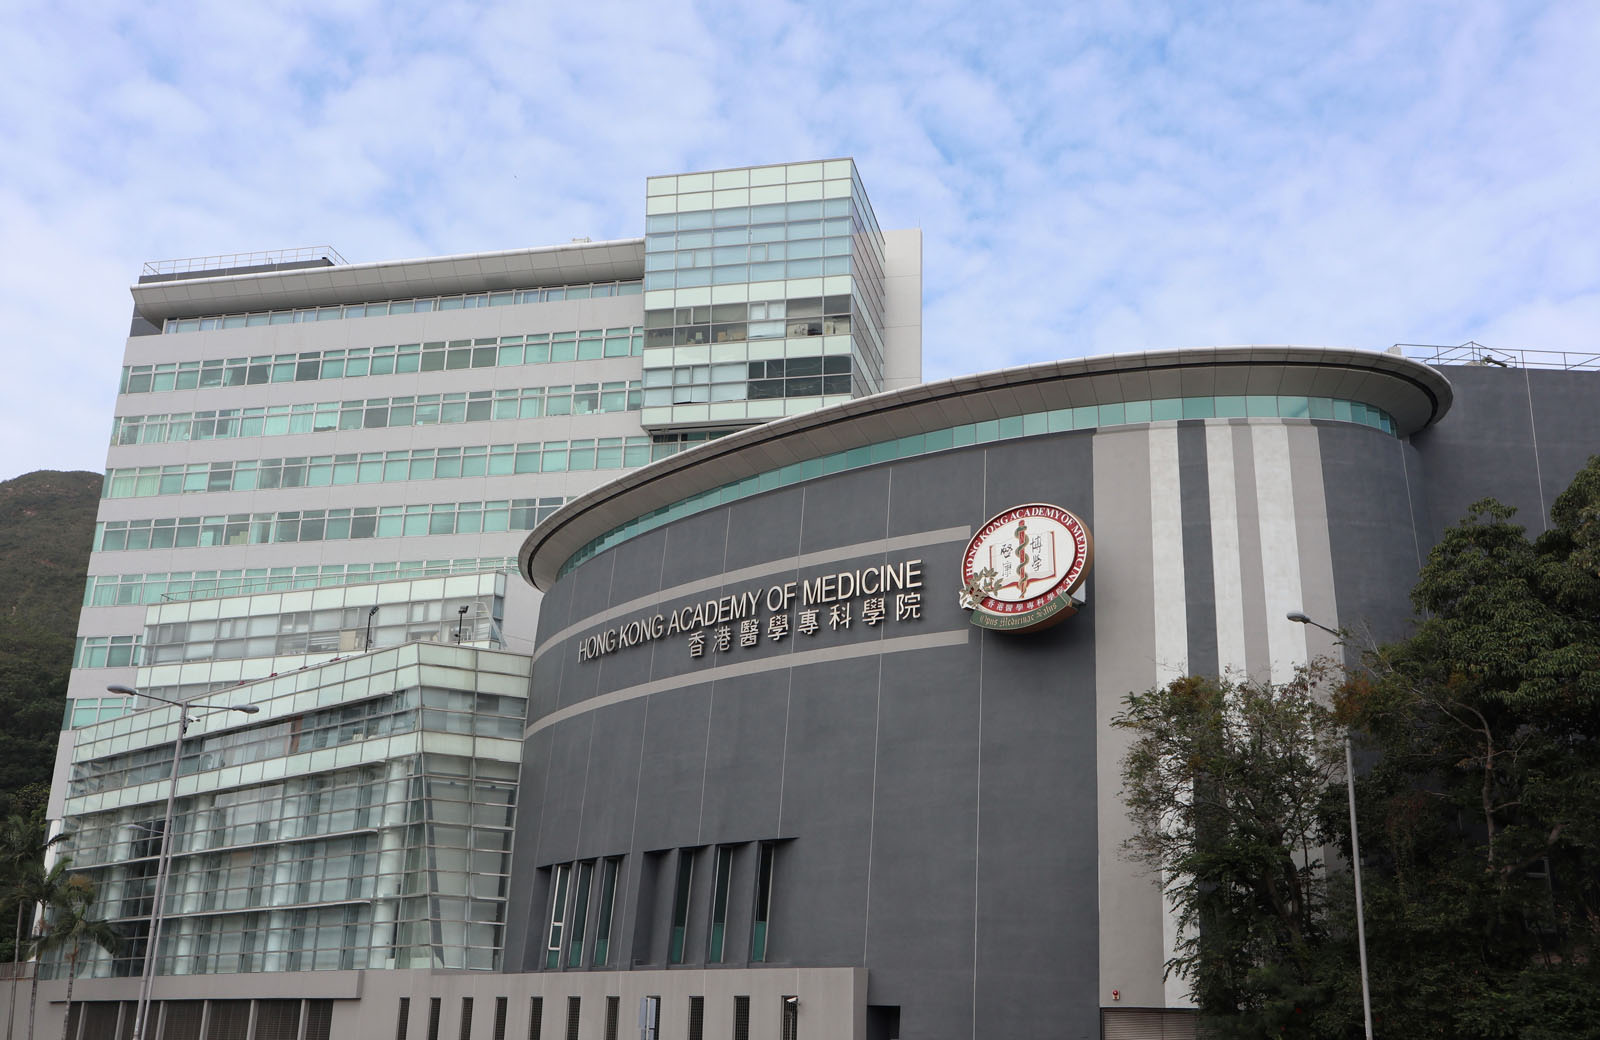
{"left": 733, "top": 997, "right": 750, "bottom": 1040}
{"left": 546, "top": 864, "right": 570, "bottom": 968}
{"left": 396, "top": 998, "right": 410, "bottom": 1040}
{"left": 708, "top": 847, "right": 733, "bottom": 962}
{"left": 752, "top": 843, "right": 774, "bottom": 962}
{"left": 592, "top": 858, "right": 619, "bottom": 966}
{"left": 604, "top": 997, "right": 619, "bottom": 1040}
{"left": 565, "top": 997, "right": 580, "bottom": 1040}
{"left": 459, "top": 998, "right": 474, "bottom": 1040}
{"left": 669, "top": 849, "right": 694, "bottom": 964}
{"left": 567, "top": 861, "right": 593, "bottom": 967}
{"left": 527, "top": 997, "right": 543, "bottom": 1040}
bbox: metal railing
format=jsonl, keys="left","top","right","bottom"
{"left": 1398, "top": 341, "right": 1600, "bottom": 372}
{"left": 142, "top": 246, "right": 347, "bottom": 277}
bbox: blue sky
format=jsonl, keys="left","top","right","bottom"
{"left": 1, "top": 0, "right": 1595, "bottom": 480}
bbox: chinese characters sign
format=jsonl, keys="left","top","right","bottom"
{"left": 959, "top": 504, "right": 1092, "bottom": 633}
{"left": 577, "top": 558, "right": 925, "bottom": 662}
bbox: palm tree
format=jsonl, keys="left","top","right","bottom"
{"left": 2, "top": 815, "right": 66, "bottom": 1040}
{"left": 31, "top": 875, "right": 119, "bottom": 1040}
{"left": 12, "top": 858, "right": 69, "bottom": 1040}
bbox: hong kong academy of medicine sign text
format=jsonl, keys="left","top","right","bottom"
{"left": 959, "top": 503, "right": 1093, "bottom": 633}
{"left": 577, "top": 558, "right": 925, "bottom": 663}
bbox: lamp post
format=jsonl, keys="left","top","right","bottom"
{"left": 365, "top": 605, "right": 379, "bottom": 650}
{"left": 455, "top": 605, "right": 469, "bottom": 643}
{"left": 106, "top": 684, "right": 259, "bottom": 1040}
{"left": 1286, "top": 612, "right": 1374, "bottom": 1040}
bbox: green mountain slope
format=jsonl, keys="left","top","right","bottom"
{"left": 0, "top": 470, "right": 101, "bottom": 816}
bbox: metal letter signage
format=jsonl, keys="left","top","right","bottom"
{"left": 959, "top": 503, "right": 1093, "bottom": 632}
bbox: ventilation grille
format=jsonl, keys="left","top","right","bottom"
{"left": 527, "top": 997, "right": 543, "bottom": 1040}
{"left": 208, "top": 1001, "right": 251, "bottom": 1040}
{"left": 494, "top": 997, "right": 508, "bottom": 1040}
{"left": 305, "top": 1000, "right": 334, "bottom": 1040}
{"left": 688, "top": 996, "right": 705, "bottom": 1040}
{"left": 604, "top": 996, "right": 619, "bottom": 1040}
{"left": 427, "top": 997, "right": 443, "bottom": 1040}
{"left": 1101, "top": 1009, "right": 1199, "bottom": 1040}
{"left": 733, "top": 996, "right": 750, "bottom": 1040}
{"left": 566, "top": 996, "right": 581, "bottom": 1040}
{"left": 83, "top": 1003, "right": 121, "bottom": 1039}
{"left": 397, "top": 997, "right": 411, "bottom": 1040}
{"left": 460, "top": 998, "right": 475, "bottom": 1040}
{"left": 256, "top": 1001, "right": 302, "bottom": 1040}
{"left": 161, "top": 1001, "right": 203, "bottom": 1040}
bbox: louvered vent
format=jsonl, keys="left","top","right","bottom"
{"left": 565, "top": 997, "right": 581, "bottom": 1040}
{"left": 427, "top": 997, "right": 443, "bottom": 1040}
{"left": 688, "top": 996, "right": 704, "bottom": 1040}
{"left": 305, "top": 1000, "right": 333, "bottom": 1040}
{"left": 732, "top": 996, "right": 750, "bottom": 1040}
{"left": 493, "top": 997, "right": 508, "bottom": 1040}
{"left": 460, "top": 998, "right": 474, "bottom": 1040}
{"left": 255, "top": 1000, "right": 301, "bottom": 1040}
{"left": 604, "top": 996, "right": 619, "bottom": 1040}
{"left": 397, "top": 997, "right": 411, "bottom": 1040}
{"left": 527, "top": 997, "right": 543, "bottom": 1040}
{"left": 207, "top": 1001, "right": 251, "bottom": 1040}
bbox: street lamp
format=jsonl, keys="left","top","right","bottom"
{"left": 1286, "top": 612, "right": 1375, "bottom": 1040}
{"left": 106, "top": 685, "right": 258, "bottom": 1040}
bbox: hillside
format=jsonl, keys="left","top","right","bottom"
{"left": 0, "top": 469, "right": 102, "bottom": 817}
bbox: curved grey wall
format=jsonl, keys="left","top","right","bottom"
{"left": 507, "top": 408, "right": 1432, "bottom": 1040}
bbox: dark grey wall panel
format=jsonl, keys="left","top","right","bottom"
{"left": 768, "top": 654, "right": 882, "bottom": 967}
{"left": 698, "top": 669, "right": 789, "bottom": 843}
{"left": 572, "top": 699, "right": 649, "bottom": 861}
{"left": 1318, "top": 422, "right": 1425, "bottom": 646}
{"left": 627, "top": 684, "right": 715, "bottom": 854}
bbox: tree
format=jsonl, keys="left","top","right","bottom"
{"left": 31, "top": 875, "right": 118, "bottom": 1040}
{"left": 1340, "top": 455, "right": 1600, "bottom": 1039}
{"left": 1114, "top": 666, "right": 1353, "bottom": 1038}
{"left": 10, "top": 859, "right": 69, "bottom": 1040}
{"left": 1, "top": 819, "right": 66, "bottom": 1040}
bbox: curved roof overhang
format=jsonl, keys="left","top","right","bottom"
{"left": 520, "top": 345, "right": 1453, "bottom": 589}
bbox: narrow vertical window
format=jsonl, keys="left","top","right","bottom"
{"left": 708, "top": 847, "right": 734, "bottom": 962}
{"left": 427, "top": 997, "right": 442, "bottom": 1040}
{"left": 567, "top": 860, "right": 594, "bottom": 967}
{"left": 751, "top": 843, "right": 775, "bottom": 962}
{"left": 493, "top": 997, "right": 508, "bottom": 1040}
{"left": 527, "top": 997, "right": 543, "bottom": 1040}
{"left": 396, "top": 997, "right": 410, "bottom": 1040}
{"left": 545, "top": 864, "right": 570, "bottom": 969}
{"left": 732, "top": 996, "right": 750, "bottom": 1040}
{"left": 459, "top": 998, "right": 474, "bottom": 1040}
{"left": 604, "top": 996, "right": 619, "bottom": 1040}
{"left": 591, "top": 858, "right": 620, "bottom": 966}
{"left": 668, "top": 849, "right": 694, "bottom": 964}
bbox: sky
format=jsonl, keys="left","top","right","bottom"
{"left": 1, "top": 0, "right": 1596, "bottom": 481}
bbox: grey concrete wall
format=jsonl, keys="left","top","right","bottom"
{"left": 1412, "top": 365, "right": 1600, "bottom": 542}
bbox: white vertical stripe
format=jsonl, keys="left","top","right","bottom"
{"left": 1206, "top": 424, "right": 1248, "bottom": 675}
{"left": 1252, "top": 425, "right": 1309, "bottom": 683}
{"left": 1149, "top": 426, "right": 1188, "bottom": 681}
{"left": 1147, "top": 425, "right": 1192, "bottom": 1008}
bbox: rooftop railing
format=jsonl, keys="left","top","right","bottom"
{"left": 1399, "top": 341, "right": 1600, "bottom": 372}
{"left": 142, "top": 246, "right": 348, "bottom": 277}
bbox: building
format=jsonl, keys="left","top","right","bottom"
{"left": 26, "top": 160, "right": 923, "bottom": 1036}
{"left": 504, "top": 345, "right": 1600, "bottom": 1040}
{"left": 20, "top": 152, "right": 1600, "bottom": 1040}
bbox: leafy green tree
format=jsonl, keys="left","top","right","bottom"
{"left": 1341, "top": 455, "right": 1600, "bottom": 1040}
{"left": 1115, "top": 665, "right": 1353, "bottom": 1038}
{"left": 32, "top": 874, "right": 118, "bottom": 1040}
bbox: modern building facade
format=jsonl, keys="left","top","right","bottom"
{"left": 506, "top": 346, "right": 1600, "bottom": 1040}
{"left": 21, "top": 151, "right": 1600, "bottom": 1040}
{"left": 25, "top": 160, "right": 922, "bottom": 1037}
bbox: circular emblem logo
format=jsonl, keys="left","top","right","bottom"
{"left": 959, "top": 503, "right": 1093, "bottom": 632}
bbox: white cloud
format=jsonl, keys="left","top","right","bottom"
{"left": 0, "top": 0, "right": 1595, "bottom": 480}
